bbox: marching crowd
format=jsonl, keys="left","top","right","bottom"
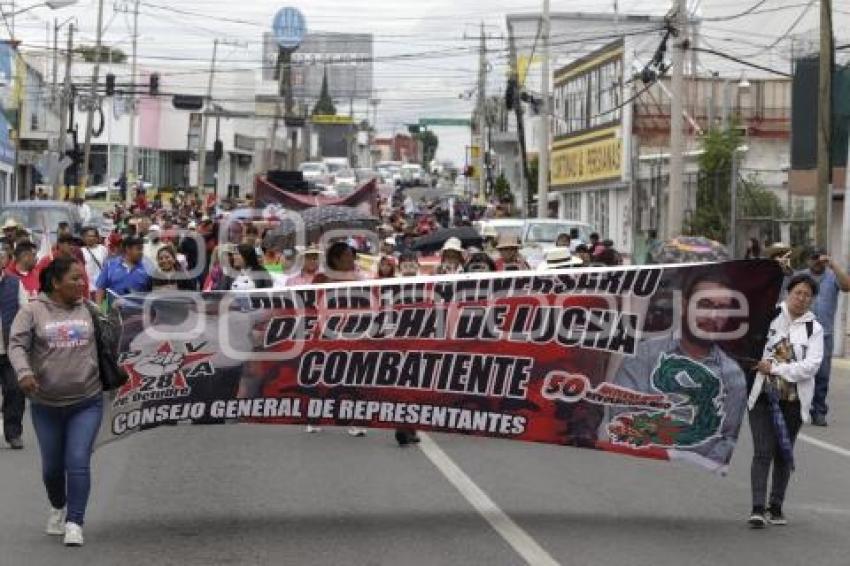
{"left": 0, "top": 189, "right": 846, "bottom": 545}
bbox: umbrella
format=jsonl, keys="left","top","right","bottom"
{"left": 648, "top": 236, "right": 730, "bottom": 264}
{"left": 263, "top": 205, "right": 379, "bottom": 249}
{"left": 763, "top": 378, "right": 796, "bottom": 471}
{"left": 410, "top": 227, "right": 484, "bottom": 254}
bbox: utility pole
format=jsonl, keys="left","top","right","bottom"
{"left": 197, "top": 39, "right": 219, "bottom": 194}
{"left": 52, "top": 19, "right": 58, "bottom": 103}
{"left": 507, "top": 22, "right": 531, "bottom": 216}
{"left": 667, "top": 0, "right": 687, "bottom": 238}
{"left": 80, "top": 0, "right": 105, "bottom": 192}
{"left": 266, "top": 48, "right": 288, "bottom": 172}
{"left": 477, "top": 22, "right": 487, "bottom": 203}
{"left": 730, "top": 149, "right": 738, "bottom": 255}
{"left": 125, "top": 0, "right": 139, "bottom": 206}
{"left": 54, "top": 23, "right": 73, "bottom": 197}
{"left": 816, "top": 0, "right": 833, "bottom": 248}
{"left": 537, "top": 0, "right": 551, "bottom": 218}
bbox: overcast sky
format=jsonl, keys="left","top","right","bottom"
{"left": 7, "top": 0, "right": 844, "bottom": 165}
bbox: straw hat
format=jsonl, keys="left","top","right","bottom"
{"left": 496, "top": 234, "right": 521, "bottom": 250}
{"left": 765, "top": 242, "right": 791, "bottom": 259}
{"left": 543, "top": 247, "right": 583, "bottom": 268}
{"left": 482, "top": 225, "right": 498, "bottom": 238}
{"left": 298, "top": 244, "right": 324, "bottom": 256}
{"left": 441, "top": 237, "right": 464, "bottom": 254}
{"left": 2, "top": 218, "right": 19, "bottom": 230}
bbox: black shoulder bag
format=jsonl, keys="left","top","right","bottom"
{"left": 85, "top": 302, "right": 129, "bottom": 391}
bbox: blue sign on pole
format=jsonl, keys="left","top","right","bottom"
{"left": 273, "top": 7, "right": 306, "bottom": 50}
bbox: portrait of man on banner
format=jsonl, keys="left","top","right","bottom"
{"left": 597, "top": 268, "right": 750, "bottom": 472}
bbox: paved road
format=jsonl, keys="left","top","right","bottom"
{"left": 1, "top": 368, "right": 849, "bottom": 566}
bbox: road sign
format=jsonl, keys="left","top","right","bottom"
{"left": 419, "top": 118, "right": 471, "bottom": 127}
{"left": 273, "top": 7, "right": 306, "bottom": 50}
{"left": 310, "top": 114, "right": 354, "bottom": 125}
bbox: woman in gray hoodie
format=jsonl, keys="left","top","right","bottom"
{"left": 8, "top": 256, "right": 101, "bottom": 547}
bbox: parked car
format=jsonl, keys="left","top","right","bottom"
{"left": 333, "top": 168, "right": 357, "bottom": 187}
{"left": 473, "top": 219, "right": 525, "bottom": 241}
{"left": 322, "top": 157, "right": 350, "bottom": 179}
{"left": 376, "top": 160, "right": 403, "bottom": 187}
{"left": 354, "top": 168, "right": 378, "bottom": 183}
{"left": 85, "top": 182, "right": 120, "bottom": 199}
{"left": 401, "top": 163, "right": 424, "bottom": 187}
{"left": 298, "top": 162, "right": 332, "bottom": 190}
{"left": 0, "top": 200, "right": 83, "bottom": 244}
{"left": 475, "top": 218, "right": 593, "bottom": 268}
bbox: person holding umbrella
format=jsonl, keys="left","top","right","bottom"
{"left": 748, "top": 274, "right": 823, "bottom": 528}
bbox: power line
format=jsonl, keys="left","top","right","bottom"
{"left": 689, "top": 46, "right": 792, "bottom": 76}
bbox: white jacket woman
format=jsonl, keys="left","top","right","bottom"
{"left": 747, "top": 274, "right": 823, "bottom": 528}
{"left": 748, "top": 302, "right": 823, "bottom": 424}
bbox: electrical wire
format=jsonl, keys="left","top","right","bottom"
{"left": 689, "top": 46, "right": 791, "bottom": 76}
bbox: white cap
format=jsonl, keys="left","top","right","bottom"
{"left": 544, "top": 246, "right": 583, "bottom": 268}
{"left": 441, "top": 237, "right": 464, "bottom": 254}
{"left": 383, "top": 237, "right": 396, "bottom": 246}
{"left": 149, "top": 224, "right": 161, "bottom": 232}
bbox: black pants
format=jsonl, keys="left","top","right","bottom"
{"left": 749, "top": 396, "right": 802, "bottom": 510}
{"left": 0, "top": 355, "right": 25, "bottom": 441}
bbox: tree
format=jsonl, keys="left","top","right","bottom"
{"left": 77, "top": 45, "right": 127, "bottom": 64}
{"left": 739, "top": 176, "right": 783, "bottom": 219}
{"left": 416, "top": 129, "right": 439, "bottom": 165}
{"left": 312, "top": 68, "right": 336, "bottom": 116}
{"left": 494, "top": 173, "right": 513, "bottom": 202}
{"left": 686, "top": 127, "right": 741, "bottom": 242}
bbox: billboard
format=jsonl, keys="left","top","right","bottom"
{"left": 263, "top": 32, "right": 373, "bottom": 103}
{"left": 550, "top": 41, "right": 626, "bottom": 188}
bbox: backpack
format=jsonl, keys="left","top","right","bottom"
{"left": 772, "top": 306, "right": 813, "bottom": 339}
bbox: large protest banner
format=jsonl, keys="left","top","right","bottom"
{"left": 102, "top": 260, "right": 782, "bottom": 473}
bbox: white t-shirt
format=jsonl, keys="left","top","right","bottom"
{"left": 82, "top": 245, "right": 108, "bottom": 290}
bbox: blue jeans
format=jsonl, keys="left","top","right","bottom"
{"left": 812, "top": 333, "right": 834, "bottom": 418}
{"left": 30, "top": 395, "right": 103, "bottom": 526}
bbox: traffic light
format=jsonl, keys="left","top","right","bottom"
{"left": 172, "top": 94, "right": 204, "bottom": 110}
{"left": 105, "top": 73, "right": 116, "bottom": 96}
{"left": 149, "top": 73, "right": 160, "bottom": 95}
{"left": 213, "top": 139, "right": 223, "bottom": 162}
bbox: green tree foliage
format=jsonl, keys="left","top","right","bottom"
{"left": 687, "top": 127, "right": 785, "bottom": 242}
{"left": 494, "top": 173, "right": 513, "bottom": 202}
{"left": 416, "top": 129, "right": 439, "bottom": 165}
{"left": 739, "top": 175, "right": 783, "bottom": 218}
{"left": 312, "top": 68, "right": 336, "bottom": 116}
{"left": 77, "top": 45, "right": 127, "bottom": 64}
{"left": 686, "top": 127, "right": 738, "bottom": 241}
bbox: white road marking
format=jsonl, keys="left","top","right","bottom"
{"left": 799, "top": 433, "right": 850, "bottom": 459}
{"left": 417, "top": 433, "right": 560, "bottom": 566}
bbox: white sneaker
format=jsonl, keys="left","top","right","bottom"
{"left": 305, "top": 425, "right": 322, "bottom": 433}
{"left": 63, "top": 522, "right": 84, "bottom": 547}
{"left": 348, "top": 427, "right": 367, "bottom": 437}
{"left": 46, "top": 507, "right": 66, "bottom": 536}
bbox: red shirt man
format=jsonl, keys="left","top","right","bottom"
{"left": 6, "top": 241, "right": 40, "bottom": 296}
